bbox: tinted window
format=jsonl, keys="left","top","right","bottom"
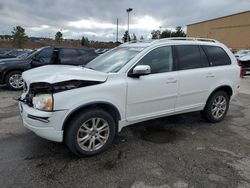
{"left": 38, "top": 48, "right": 53, "bottom": 58}
{"left": 176, "top": 45, "right": 204, "bottom": 70}
{"left": 79, "top": 49, "right": 90, "bottom": 55}
{"left": 59, "top": 49, "right": 81, "bottom": 65}
{"left": 61, "top": 49, "right": 79, "bottom": 58}
{"left": 200, "top": 46, "right": 210, "bottom": 66}
{"left": 203, "top": 46, "right": 231, "bottom": 66}
{"left": 137, "top": 46, "right": 173, "bottom": 74}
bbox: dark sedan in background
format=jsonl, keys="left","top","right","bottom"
{"left": 0, "top": 49, "right": 29, "bottom": 59}
{"left": 0, "top": 46, "right": 98, "bottom": 90}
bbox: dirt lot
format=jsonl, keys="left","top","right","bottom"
{"left": 0, "top": 77, "right": 250, "bottom": 188}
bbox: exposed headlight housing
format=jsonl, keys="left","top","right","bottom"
{"left": 32, "top": 94, "right": 53, "bottom": 111}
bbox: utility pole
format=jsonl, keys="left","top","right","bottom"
{"left": 126, "top": 8, "right": 133, "bottom": 36}
{"left": 116, "top": 18, "right": 118, "bottom": 42}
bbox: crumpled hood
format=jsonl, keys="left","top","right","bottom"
{"left": 22, "top": 65, "right": 108, "bottom": 84}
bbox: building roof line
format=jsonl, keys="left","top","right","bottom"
{"left": 187, "top": 10, "right": 250, "bottom": 26}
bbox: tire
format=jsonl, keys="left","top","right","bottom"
{"left": 201, "top": 91, "right": 230, "bottom": 123}
{"left": 65, "top": 108, "right": 116, "bottom": 157}
{"left": 5, "top": 71, "right": 24, "bottom": 90}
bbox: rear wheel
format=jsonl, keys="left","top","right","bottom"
{"left": 201, "top": 91, "right": 229, "bottom": 123}
{"left": 65, "top": 108, "right": 116, "bottom": 156}
{"left": 5, "top": 71, "right": 24, "bottom": 90}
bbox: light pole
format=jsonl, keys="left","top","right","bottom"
{"left": 126, "top": 8, "right": 133, "bottom": 37}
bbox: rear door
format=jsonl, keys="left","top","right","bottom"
{"left": 202, "top": 45, "right": 233, "bottom": 89}
{"left": 175, "top": 45, "right": 210, "bottom": 112}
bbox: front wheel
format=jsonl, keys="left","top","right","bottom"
{"left": 65, "top": 108, "right": 116, "bottom": 156}
{"left": 201, "top": 91, "right": 230, "bottom": 123}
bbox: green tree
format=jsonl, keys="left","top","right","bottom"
{"left": 55, "top": 31, "right": 63, "bottom": 43}
{"left": 122, "top": 30, "right": 131, "bottom": 42}
{"left": 11, "top": 26, "right": 28, "bottom": 48}
{"left": 151, "top": 30, "right": 161, "bottom": 39}
{"left": 132, "top": 33, "right": 137, "bottom": 41}
{"left": 81, "top": 36, "right": 90, "bottom": 46}
{"left": 160, "top": 30, "right": 172, "bottom": 38}
{"left": 173, "top": 26, "right": 186, "bottom": 37}
{"left": 81, "top": 36, "right": 86, "bottom": 46}
{"left": 140, "top": 35, "right": 144, "bottom": 40}
{"left": 152, "top": 26, "right": 186, "bottom": 39}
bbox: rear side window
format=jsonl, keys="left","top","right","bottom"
{"left": 202, "top": 46, "right": 231, "bottom": 66}
{"left": 60, "top": 49, "right": 81, "bottom": 65}
{"left": 176, "top": 45, "right": 207, "bottom": 70}
{"left": 61, "top": 49, "right": 79, "bottom": 58}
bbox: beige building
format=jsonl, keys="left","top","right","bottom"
{"left": 187, "top": 11, "right": 250, "bottom": 50}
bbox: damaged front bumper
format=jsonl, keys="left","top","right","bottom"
{"left": 18, "top": 101, "right": 67, "bottom": 142}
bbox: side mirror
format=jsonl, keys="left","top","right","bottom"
{"left": 128, "top": 65, "right": 151, "bottom": 78}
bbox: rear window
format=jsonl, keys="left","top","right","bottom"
{"left": 202, "top": 46, "right": 231, "bottom": 66}
{"left": 79, "top": 49, "right": 89, "bottom": 55}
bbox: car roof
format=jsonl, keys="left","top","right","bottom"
{"left": 120, "top": 37, "right": 222, "bottom": 48}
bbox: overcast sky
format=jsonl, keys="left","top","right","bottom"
{"left": 0, "top": 0, "right": 249, "bottom": 41}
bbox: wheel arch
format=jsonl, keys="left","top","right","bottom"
{"left": 4, "top": 69, "right": 25, "bottom": 82}
{"left": 206, "top": 85, "right": 233, "bottom": 103}
{"left": 62, "top": 102, "right": 121, "bottom": 132}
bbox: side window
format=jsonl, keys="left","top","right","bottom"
{"left": 60, "top": 49, "right": 80, "bottom": 65}
{"left": 200, "top": 46, "right": 210, "bottom": 67}
{"left": 176, "top": 45, "right": 204, "bottom": 70}
{"left": 202, "top": 46, "right": 231, "bottom": 66}
{"left": 137, "top": 46, "right": 173, "bottom": 74}
{"left": 61, "top": 49, "right": 79, "bottom": 58}
{"left": 37, "top": 48, "right": 53, "bottom": 58}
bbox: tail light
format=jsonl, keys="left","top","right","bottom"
{"left": 240, "top": 66, "right": 244, "bottom": 78}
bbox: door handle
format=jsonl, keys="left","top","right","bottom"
{"left": 166, "top": 78, "right": 177, "bottom": 84}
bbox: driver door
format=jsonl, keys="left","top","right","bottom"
{"left": 126, "top": 46, "right": 178, "bottom": 122}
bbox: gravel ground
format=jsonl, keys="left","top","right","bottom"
{"left": 0, "top": 77, "right": 250, "bottom": 188}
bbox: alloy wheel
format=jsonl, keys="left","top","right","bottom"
{"left": 211, "top": 95, "right": 227, "bottom": 119}
{"left": 77, "top": 117, "right": 110, "bottom": 151}
{"left": 9, "top": 74, "right": 24, "bottom": 89}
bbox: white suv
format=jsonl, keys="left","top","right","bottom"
{"left": 18, "top": 38, "right": 241, "bottom": 156}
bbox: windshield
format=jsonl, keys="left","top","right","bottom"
{"left": 25, "top": 49, "right": 42, "bottom": 59}
{"left": 85, "top": 47, "right": 144, "bottom": 73}
{"left": 17, "top": 50, "right": 36, "bottom": 59}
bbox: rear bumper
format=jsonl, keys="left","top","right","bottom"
{"left": 18, "top": 102, "right": 66, "bottom": 142}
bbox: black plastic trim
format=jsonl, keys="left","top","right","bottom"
{"left": 27, "top": 114, "right": 50, "bottom": 123}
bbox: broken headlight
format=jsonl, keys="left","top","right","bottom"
{"left": 32, "top": 94, "right": 53, "bottom": 111}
